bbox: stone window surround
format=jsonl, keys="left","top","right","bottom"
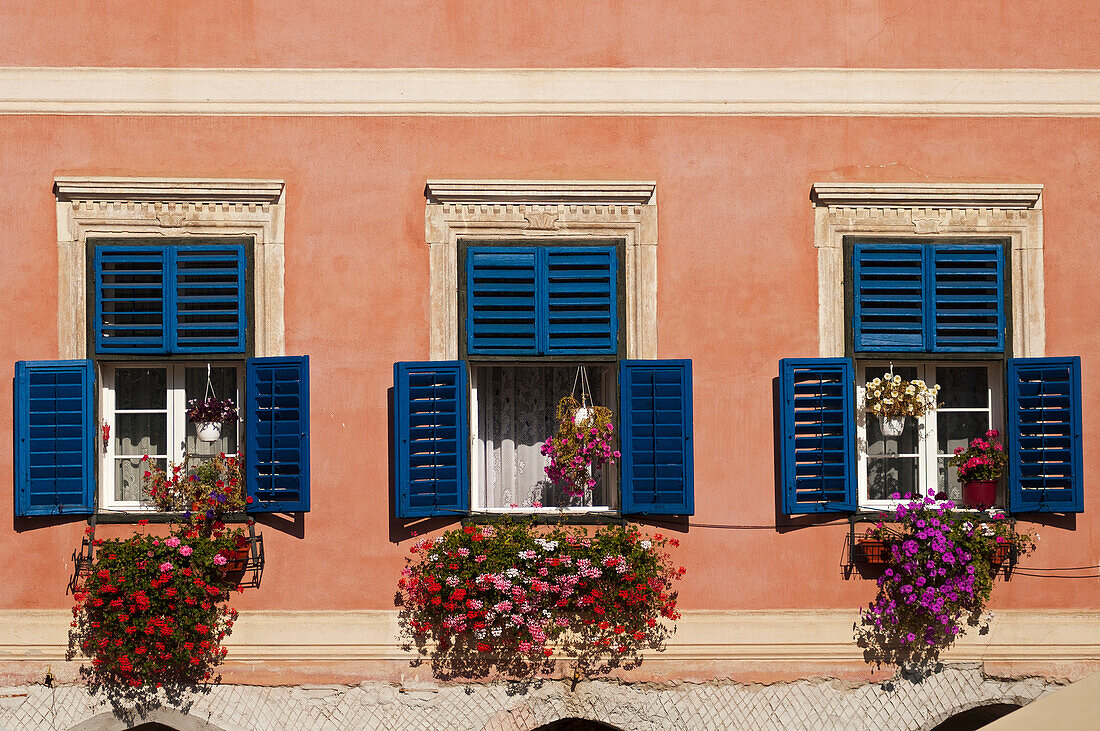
{"left": 811, "top": 182, "right": 1045, "bottom": 358}
{"left": 424, "top": 180, "right": 658, "bottom": 361}
{"left": 53, "top": 177, "right": 286, "bottom": 359}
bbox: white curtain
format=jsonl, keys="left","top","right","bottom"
{"left": 476, "top": 366, "right": 609, "bottom": 509}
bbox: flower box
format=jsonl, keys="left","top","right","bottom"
{"left": 854, "top": 537, "right": 892, "bottom": 565}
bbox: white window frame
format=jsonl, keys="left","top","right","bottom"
{"left": 856, "top": 361, "right": 1004, "bottom": 511}
{"left": 425, "top": 181, "right": 657, "bottom": 513}
{"left": 99, "top": 362, "right": 243, "bottom": 513}
{"left": 469, "top": 363, "right": 619, "bottom": 514}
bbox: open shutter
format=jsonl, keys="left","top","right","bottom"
{"left": 931, "top": 245, "right": 1004, "bottom": 352}
{"left": 14, "top": 360, "right": 95, "bottom": 516}
{"left": 466, "top": 249, "right": 539, "bottom": 356}
{"left": 1007, "top": 357, "right": 1083, "bottom": 513}
{"left": 543, "top": 247, "right": 618, "bottom": 355}
{"left": 94, "top": 246, "right": 168, "bottom": 354}
{"left": 394, "top": 361, "right": 469, "bottom": 518}
{"left": 246, "top": 356, "right": 310, "bottom": 512}
{"left": 853, "top": 243, "right": 926, "bottom": 352}
{"left": 779, "top": 358, "right": 856, "bottom": 514}
{"left": 619, "top": 360, "right": 694, "bottom": 515}
{"left": 173, "top": 245, "right": 247, "bottom": 353}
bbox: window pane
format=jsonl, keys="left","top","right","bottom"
{"left": 184, "top": 366, "right": 239, "bottom": 457}
{"left": 115, "top": 367, "right": 166, "bottom": 410}
{"left": 865, "top": 415, "right": 920, "bottom": 456}
{"left": 937, "top": 458, "right": 963, "bottom": 503}
{"left": 115, "top": 413, "right": 168, "bottom": 456}
{"left": 935, "top": 366, "right": 989, "bottom": 408}
{"left": 937, "top": 411, "right": 991, "bottom": 455}
{"left": 867, "top": 456, "right": 919, "bottom": 500}
{"left": 863, "top": 365, "right": 918, "bottom": 382}
{"left": 477, "top": 365, "right": 613, "bottom": 509}
{"left": 114, "top": 457, "right": 164, "bottom": 503}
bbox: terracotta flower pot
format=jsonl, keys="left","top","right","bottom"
{"left": 855, "top": 538, "right": 892, "bottom": 565}
{"left": 962, "top": 481, "right": 998, "bottom": 509}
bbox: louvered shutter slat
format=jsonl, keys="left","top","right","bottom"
{"left": 394, "top": 361, "right": 469, "bottom": 518}
{"left": 14, "top": 360, "right": 95, "bottom": 516}
{"left": 1007, "top": 357, "right": 1083, "bottom": 513}
{"left": 780, "top": 358, "right": 856, "bottom": 513}
{"left": 246, "top": 356, "right": 310, "bottom": 513}
{"left": 619, "top": 360, "right": 694, "bottom": 516}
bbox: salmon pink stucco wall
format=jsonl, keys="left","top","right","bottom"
{"left": 1, "top": 0, "right": 1098, "bottom": 69}
{"left": 0, "top": 114, "right": 1098, "bottom": 615}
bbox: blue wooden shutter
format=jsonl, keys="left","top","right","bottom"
{"left": 95, "top": 246, "right": 168, "bottom": 354}
{"left": 779, "top": 358, "right": 856, "bottom": 513}
{"left": 466, "top": 249, "right": 539, "bottom": 355}
{"left": 931, "top": 245, "right": 1004, "bottom": 352}
{"left": 14, "top": 360, "right": 95, "bottom": 516}
{"left": 853, "top": 244, "right": 926, "bottom": 352}
{"left": 246, "top": 356, "right": 310, "bottom": 513}
{"left": 543, "top": 247, "right": 618, "bottom": 355}
{"left": 394, "top": 361, "right": 469, "bottom": 518}
{"left": 1007, "top": 357, "right": 1083, "bottom": 513}
{"left": 173, "top": 245, "right": 247, "bottom": 353}
{"left": 619, "top": 360, "right": 694, "bottom": 515}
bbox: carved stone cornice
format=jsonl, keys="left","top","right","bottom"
{"left": 54, "top": 177, "right": 285, "bottom": 204}
{"left": 425, "top": 180, "right": 656, "bottom": 205}
{"left": 810, "top": 183, "right": 1043, "bottom": 209}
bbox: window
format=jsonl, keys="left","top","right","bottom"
{"left": 13, "top": 178, "right": 310, "bottom": 518}
{"left": 394, "top": 181, "right": 694, "bottom": 518}
{"left": 779, "top": 183, "right": 1083, "bottom": 516}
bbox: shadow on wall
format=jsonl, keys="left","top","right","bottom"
{"left": 926, "top": 703, "right": 1021, "bottom": 731}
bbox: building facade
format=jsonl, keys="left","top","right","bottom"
{"left": 1, "top": 3, "right": 1099, "bottom": 729}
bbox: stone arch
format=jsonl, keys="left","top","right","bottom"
{"left": 68, "top": 708, "right": 232, "bottom": 731}
{"left": 919, "top": 701, "right": 1023, "bottom": 731}
{"left": 532, "top": 721, "right": 624, "bottom": 731}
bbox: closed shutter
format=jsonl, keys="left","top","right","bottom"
{"left": 95, "top": 247, "right": 169, "bottom": 353}
{"left": 779, "top": 358, "right": 856, "bottom": 513}
{"left": 466, "top": 249, "right": 539, "bottom": 356}
{"left": 1007, "top": 357, "right": 1083, "bottom": 513}
{"left": 466, "top": 246, "right": 618, "bottom": 357}
{"left": 14, "top": 360, "right": 95, "bottom": 516}
{"left": 394, "top": 361, "right": 470, "bottom": 518}
{"left": 543, "top": 248, "right": 618, "bottom": 355}
{"left": 246, "top": 356, "right": 310, "bottom": 513}
{"left": 173, "top": 245, "right": 248, "bottom": 353}
{"left": 931, "top": 245, "right": 1005, "bottom": 352}
{"left": 619, "top": 360, "right": 694, "bottom": 515}
{"left": 853, "top": 244, "right": 925, "bottom": 352}
{"left": 853, "top": 243, "right": 1005, "bottom": 353}
{"left": 95, "top": 245, "right": 247, "bottom": 355}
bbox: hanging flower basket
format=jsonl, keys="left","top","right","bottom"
{"left": 196, "top": 421, "right": 223, "bottom": 443}
{"left": 541, "top": 394, "right": 620, "bottom": 498}
{"left": 862, "top": 371, "right": 940, "bottom": 435}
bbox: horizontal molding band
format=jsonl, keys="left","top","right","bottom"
{"left": 2, "top": 68, "right": 1100, "bottom": 116}
{"left": 3, "top": 609, "right": 1099, "bottom": 664}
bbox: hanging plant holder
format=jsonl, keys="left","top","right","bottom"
{"left": 196, "top": 421, "right": 223, "bottom": 442}
{"left": 878, "top": 414, "right": 906, "bottom": 437}
{"left": 541, "top": 366, "right": 621, "bottom": 499}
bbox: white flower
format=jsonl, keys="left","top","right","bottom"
{"left": 434, "top": 536, "right": 445, "bottom": 544}
{"left": 640, "top": 540, "right": 652, "bottom": 549}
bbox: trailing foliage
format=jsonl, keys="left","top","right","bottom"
{"left": 541, "top": 394, "right": 620, "bottom": 498}
{"left": 185, "top": 397, "right": 238, "bottom": 424}
{"left": 397, "top": 520, "right": 683, "bottom": 678}
{"left": 855, "top": 494, "right": 1035, "bottom": 672}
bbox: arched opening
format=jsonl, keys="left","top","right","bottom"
{"left": 928, "top": 703, "right": 1022, "bottom": 731}
{"left": 130, "top": 725, "right": 180, "bottom": 731}
{"left": 532, "top": 720, "right": 623, "bottom": 731}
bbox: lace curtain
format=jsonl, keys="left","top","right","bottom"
{"left": 476, "top": 365, "right": 610, "bottom": 509}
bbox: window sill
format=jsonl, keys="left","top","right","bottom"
{"left": 93, "top": 511, "right": 250, "bottom": 525}
{"left": 852, "top": 507, "right": 1010, "bottom": 523}
{"left": 463, "top": 510, "right": 625, "bottom": 526}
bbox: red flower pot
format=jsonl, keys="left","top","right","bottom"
{"left": 962, "top": 481, "right": 998, "bottom": 509}
{"left": 855, "top": 538, "right": 892, "bottom": 565}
